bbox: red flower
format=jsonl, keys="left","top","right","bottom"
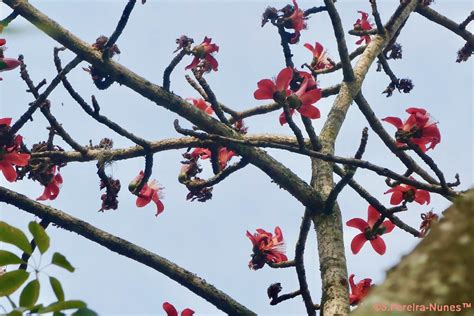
{"left": 346, "top": 206, "right": 396, "bottom": 255}
{"left": 254, "top": 67, "right": 293, "bottom": 102}
{"left": 0, "top": 40, "right": 21, "bottom": 80}
{"left": 286, "top": 0, "right": 307, "bottom": 44}
{"left": 384, "top": 180, "right": 430, "bottom": 205}
{"left": 349, "top": 274, "right": 373, "bottom": 306}
{"left": 0, "top": 118, "right": 30, "bottom": 182}
{"left": 279, "top": 73, "right": 322, "bottom": 125}
{"left": 218, "top": 147, "right": 235, "bottom": 168}
{"left": 382, "top": 107, "right": 441, "bottom": 152}
{"left": 303, "top": 42, "right": 333, "bottom": 70}
{"left": 163, "top": 302, "right": 194, "bottom": 316}
{"left": 187, "top": 98, "right": 214, "bottom": 115}
{"left": 185, "top": 36, "right": 219, "bottom": 72}
{"left": 189, "top": 147, "right": 235, "bottom": 168}
{"left": 37, "top": 166, "right": 63, "bottom": 201}
{"left": 246, "top": 226, "right": 288, "bottom": 270}
{"left": 130, "top": 171, "right": 165, "bottom": 216}
{"left": 353, "top": 11, "right": 373, "bottom": 45}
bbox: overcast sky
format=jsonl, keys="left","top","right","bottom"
{"left": 1, "top": 1, "right": 472, "bottom": 315}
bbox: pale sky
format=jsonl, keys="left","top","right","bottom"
{"left": 1, "top": 1, "right": 472, "bottom": 315}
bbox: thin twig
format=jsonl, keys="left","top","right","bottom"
{"left": 104, "top": 0, "right": 137, "bottom": 59}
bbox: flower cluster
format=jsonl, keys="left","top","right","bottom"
{"left": 0, "top": 118, "right": 31, "bottom": 182}
{"left": 346, "top": 205, "right": 396, "bottom": 255}
{"left": 304, "top": 42, "right": 334, "bottom": 71}
{"left": 383, "top": 107, "right": 441, "bottom": 152}
{"left": 246, "top": 226, "right": 288, "bottom": 270}
{"left": 253, "top": 67, "right": 322, "bottom": 125}
{"left": 129, "top": 171, "right": 165, "bottom": 217}
{"left": 261, "top": 0, "right": 307, "bottom": 44}
{"left": 185, "top": 37, "right": 219, "bottom": 72}
{"left": 385, "top": 180, "right": 430, "bottom": 206}
{"left": 353, "top": 11, "right": 373, "bottom": 45}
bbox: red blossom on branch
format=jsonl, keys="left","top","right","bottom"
{"left": 129, "top": 171, "right": 165, "bottom": 216}
{"left": 246, "top": 226, "right": 288, "bottom": 270}
{"left": 304, "top": 42, "right": 333, "bottom": 70}
{"left": 346, "top": 206, "right": 396, "bottom": 255}
{"left": 254, "top": 67, "right": 293, "bottom": 102}
{"left": 0, "top": 39, "right": 21, "bottom": 80}
{"left": 385, "top": 180, "right": 431, "bottom": 205}
{"left": 279, "top": 72, "right": 322, "bottom": 125}
{"left": 187, "top": 98, "right": 214, "bottom": 115}
{"left": 286, "top": 0, "right": 307, "bottom": 44}
{"left": 37, "top": 166, "right": 63, "bottom": 201}
{"left": 349, "top": 274, "right": 373, "bottom": 306}
{"left": 353, "top": 11, "right": 373, "bottom": 45}
{"left": 163, "top": 302, "right": 194, "bottom": 316}
{"left": 0, "top": 118, "right": 31, "bottom": 182}
{"left": 185, "top": 36, "right": 219, "bottom": 72}
{"left": 382, "top": 107, "right": 441, "bottom": 152}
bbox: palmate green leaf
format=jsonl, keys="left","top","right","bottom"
{"left": 28, "top": 221, "right": 50, "bottom": 254}
{"left": 49, "top": 276, "right": 65, "bottom": 301}
{"left": 19, "top": 279, "right": 40, "bottom": 307}
{"left": 0, "top": 270, "right": 29, "bottom": 296}
{"left": 51, "top": 253, "right": 75, "bottom": 272}
{"left": 38, "top": 300, "right": 86, "bottom": 313}
{"left": 0, "top": 250, "right": 24, "bottom": 266}
{"left": 72, "top": 308, "right": 98, "bottom": 316}
{"left": 0, "top": 222, "right": 32, "bottom": 254}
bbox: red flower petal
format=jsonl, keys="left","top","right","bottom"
{"left": 136, "top": 196, "right": 151, "bottom": 207}
{"left": 303, "top": 43, "right": 314, "bottom": 53}
{"left": 0, "top": 161, "right": 17, "bottom": 182}
{"left": 275, "top": 67, "right": 293, "bottom": 92}
{"left": 279, "top": 109, "right": 295, "bottom": 125}
{"left": 367, "top": 205, "right": 381, "bottom": 228}
{"left": 163, "top": 302, "right": 178, "bottom": 316}
{"left": 181, "top": 309, "right": 195, "bottom": 316}
{"left": 205, "top": 54, "right": 218, "bottom": 71}
{"left": 389, "top": 190, "right": 404, "bottom": 205}
{"left": 298, "top": 104, "right": 320, "bottom": 119}
{"left": 415, "top": 190, "right": 430, "bottom": 205}
{"left": 299, "top": 88, "right": 322, "bottom": 105}
{"left": 382, "top": 116, "right": 403, "bottom": 129}
{"left": 351, "top": 233, "right": 368, "bottom": 254}
{"left": 185, "top": 57, "right": 200, "bottom": 70}
{"left": 346, "top": 218, "right": 368, "bottom": 232}
{"left": 382, "top": 220, "right": 396, "bottom": 234}
{"left": 370, "top": 237, "right": 386, "bottom": 255}
{"left": 0, "top": 118, "right": 12, "bottom": 126}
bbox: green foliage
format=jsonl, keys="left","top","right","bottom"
{"left": 19, "top": 279, "right": 40, "bottom": 307}
{"left": 0, "top": 221, "right": 95, "bottom": 315}
{"left": 51, "top": 252, "right": 75, "bottom": 272}
{"left": 0, "top": 270, "right": 29, "bottom": 296}
{"left": 49, "top": 277, "right": 65, "bottom": 301}
{"left": 0, "top": 250, "right": 24, "bottom": 266}
{"left": 28, "top": 222, "right": 50, "bottom": 254}
{"left": 0, "top": 222, "right": 32, "bottom": 254}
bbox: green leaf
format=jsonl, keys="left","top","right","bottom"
{"left": 0, "top": 250, "right": 24, "bottom": 266}
{"left": 72, "top": 308, "right": 98, "bottom": 316}
{"left": 19, "top": 279, "right": 40, "bottom": 307}
{"left": 7, "top": 310, "right": 24, "bottom": 316}
{"left": 28, "top": 222, "right": 50, "bottom": 254}
{"left": 0, "top": 270, "right": 29, "bottom": 296}
{"left": 0, "top": 222, "right": 32, "bottom": 254}
{"left": 49, "top": 277, "right": 65, "bottom": 301}
{"left": 51, "top": 253, "right": 75, "bottom": 272}
{"left": 38, "top": 300, "right": 86, "bottom": 313}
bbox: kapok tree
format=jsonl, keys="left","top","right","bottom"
{"left": 0, "top": 0, "right": 472, "bottom": 315}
